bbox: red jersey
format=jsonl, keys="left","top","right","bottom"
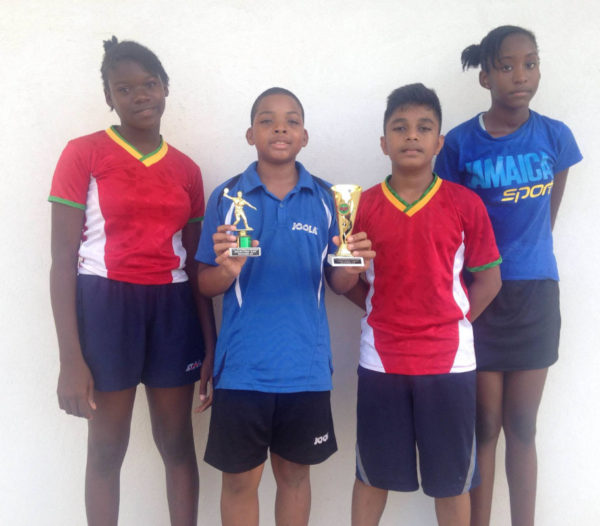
{"left": 49, "top": 128, "right": 205, "bottom": 285}
{"left": 354, "top": 176, "right": 501, "bottom": 375}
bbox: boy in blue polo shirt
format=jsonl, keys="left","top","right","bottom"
{"left": 196, "top": 87, "right": 374, "bottom": 526}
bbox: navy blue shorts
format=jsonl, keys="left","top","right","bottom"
{"left": 474, "top": 279, "right": 560, "bottom": 371}
{"left": 76, "top": 274, "right": 205, "bottom": 391}
{"left": 204, "top": 389, "right": 337, "bottom": 473}
{"left": 355, "top": 366, "right": 479, "bottom": 498}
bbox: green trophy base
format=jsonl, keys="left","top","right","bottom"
{"left": 229, "top": 231, "right": 261, "bottom": 257}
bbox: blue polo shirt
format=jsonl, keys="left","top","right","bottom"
{"left": 196, "top": 162, "right": 338, "bottom": 393}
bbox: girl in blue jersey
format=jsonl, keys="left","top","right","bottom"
{"left": 434, "top": 25, "right": 582, "bottom": 526}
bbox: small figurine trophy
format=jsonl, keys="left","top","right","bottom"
{"left": 223, "top": 188, "right": 261, "bottom": 257}
{"left": 328, "top": 184, "right": 364, "bottom": 266}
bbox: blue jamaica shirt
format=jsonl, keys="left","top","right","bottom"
{"left": 435, "top": 111, "right": 582, "bottom": 280}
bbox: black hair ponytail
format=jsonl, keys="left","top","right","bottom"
{"left": 462, "top": 26, "right": 537, "bottom": 72}
{"left": 461, "top": 44, "right": 481, "bottom": 71}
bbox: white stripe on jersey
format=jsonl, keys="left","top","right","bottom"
{"left": 359, "top": 260, "right": 385, "bottom": 372}
{"left": 449, "top": 233, "right": 475, "bottom": 373}
{"left": 317, "top": 197, "right": 332, "bottom": 306}
{"left": 171, "top": 229, "right": 188, "bottom": 283}
{"left": 78, "top": 176, "right": 108, "bottom": 278}
{"left": 221, "top": 201, "right": 243, "bottom": 306}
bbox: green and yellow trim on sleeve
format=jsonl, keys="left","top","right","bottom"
{"left": 466, "top": 257, "right": 503, "bottom": 272}
{"left": 382, "top": 174, "right": 442, "bottom": 216}
{"left": 48, "top": 196, "right": 86, "bottom": 209}
{"left": 188, "top": 216, "right": 204, "bottom": 224}
{"left": 106, "top": 126, "right": 168, "bottom": 167}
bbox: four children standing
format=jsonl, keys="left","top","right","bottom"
{"left": 49, "top": 24, "right": 582, "bottom": 526}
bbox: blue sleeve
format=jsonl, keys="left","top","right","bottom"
{"left": 434, "top": 137, "right": 462, "bottom": 184}
{"left": 317, "top": 186, "right": 338, "bottom": 265}
{"left": 554, "top": 122, "right": 583, "bottom": 174}
{"left": 195, "top": 186, "right": 223, "bottom": 265}
{"left": 327, "top": 198, "right": 338, "bottom": 256}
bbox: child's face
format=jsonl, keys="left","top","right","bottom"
{"left": 381, "top": 105, "right": 443, "bottom": 173}
{"left": 246, "top": 94, "right": 308, "bottom": 165}
{"left": 479, "top": 33, "right": 540, "bottom": 110}
{"left": 104, "top": 59, "right": 168, "bottom": 133}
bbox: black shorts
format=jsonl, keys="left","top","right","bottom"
{"left": 474, "top": 279, "right": 560, "bottom": 371}
{"left": 204, "top": 389, "right": 337, "bottom": 473}
{"left": 356, "top": 367, "right": 479, "bottom": 498}
{"left": 76, "top": 275, "right": 204, "bottom": 391}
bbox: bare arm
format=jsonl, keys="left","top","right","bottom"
{"left": 182, "top": 222, "right": 217, "bottom": 412}
{"left": 326, "top": 232, "right": 375, "bottom": 295}
{"left": 342, "top": 277, "right": 369, "bottom": 311}
{"left": 467, "top": 266, "right": 501, "bottom": 322}
{"left": 550, "top": 169, "right": 569, "bottom": 230}
{"left": 50, "top": 203, "right": 96, "bottom": 419}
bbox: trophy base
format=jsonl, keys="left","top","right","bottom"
{"left": 327, "top": 254, "right": 364, "bottom": 267}
{"left": 229, "top": 247, "right": 261, "bottom": 257}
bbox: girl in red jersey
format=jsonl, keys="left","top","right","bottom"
{"left": 49, "top": 37, "right": 215, "bottom": 525}
{"left": 435, "top": 26, "right": 582, "bottom": 526}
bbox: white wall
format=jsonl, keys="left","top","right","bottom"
{"left": 1, "top": 1, "right": 598, "bottom": 524}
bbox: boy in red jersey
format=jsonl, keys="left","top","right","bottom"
{"left": 330, "top": 84, "right": 502, "bottom": 526}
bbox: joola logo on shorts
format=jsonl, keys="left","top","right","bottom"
{"left": 501, "top": 182, "right": 553, "bottom": 203}
{"left": 185, "top": 360, "right": 201, "bottom": 372}
{"left": 313, "top": 433, "right": 329, "bottom": 445}
{"left": 292, "top": 222, "right": 318, "bottom": 235}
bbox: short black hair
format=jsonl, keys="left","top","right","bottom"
{"left": 383, "top": 83, "right": 442, "bottom": 132}
{"left": 461, "top": 25, "right": 537, "bottom": 72}
{"left": 250, "top": 87, "right": 304, "bottom": 124}
{"left": 100, "top": 36, "right": 169, "bottom": 92}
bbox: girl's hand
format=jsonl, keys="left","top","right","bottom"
{"left": 57, "top": 356, "right": 96, "bottom": 419}
{"left": 195, "top": 357, "right": 213, "bottom": 413}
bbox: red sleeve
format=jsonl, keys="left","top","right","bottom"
{"left": 48, "top": 139, "right": 91, "bottom": 210}
{"left": 354, "top": 186, "right": 373, "bottom": 235}
{"left": 188, "top": 163, "right": 205, "bottom": 223}
{"left": 354, "top": 201, "right": 364, "bottom": 234}
{"left": 461, "top": 190, "right": 502, "bottom": 272}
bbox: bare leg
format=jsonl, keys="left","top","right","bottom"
{"left": 470, "top": 371, "right": 503, "bottom": 526}
{"left": 436, "top": 493, "right": 470, "bottom": 526}
{"left": 503, "top": 368, "right": 548, "bottom": 526}
{"left": 85, "top": 387, "right": 136, "bottom": 526}
{"left": 271, "top": 453, "right": 311, "bottom": 526}
{"left": 221, "top": 464, "right": 264, "bottom": 526}
{"left": 351, "top": 478, "right": 388, "bottom": 526}
{"left": 146, "top": 384, "right": 198, "bottom": 526}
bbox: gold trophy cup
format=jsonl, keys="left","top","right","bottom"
{"left": 328, "top": 184, "right": 364, "bottom": 267}
{"left": 223, "top": 188, "right": 261, "bottom": 257}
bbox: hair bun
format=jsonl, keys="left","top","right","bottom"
{"left": 103, "top": 35, "right": 119, "bottom": 53}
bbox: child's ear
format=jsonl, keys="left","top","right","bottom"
{"left": 479, "top": 70, "right": 490, "bottom": 90}
{"left": 104, "top": 90, "right": 114, "bottom": 111}
{"left": 380, "top": 136, "right": 388, "bottom": 156}
{"left": 246, "top": 128, "right": 255, "bottom": 146}
{"left": 435, "top": 134, "right": 445, "bottom": 155}
{"left": 302, "top": 129, "right": 309, "bottom": 147}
